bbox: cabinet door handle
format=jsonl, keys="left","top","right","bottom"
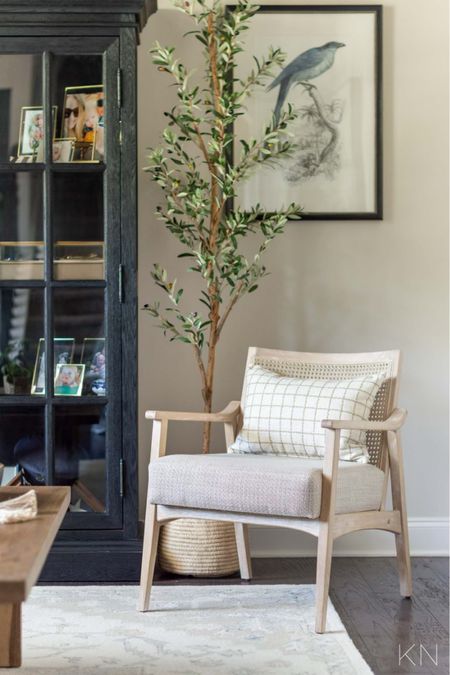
{"left": 119, "top": 458, "right": 124, "bottom": 497}
{"left": 117, "top": 67, "right": 122, "bottom": 109}
{"left": 118, "top": 264, "right": 124, "bottom": 303}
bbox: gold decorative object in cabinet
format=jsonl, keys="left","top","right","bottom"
{"left": 0, "top": 241, "right": 104, "bottom": 280}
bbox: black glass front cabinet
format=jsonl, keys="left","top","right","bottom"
{"left": 0, "top": 2, "right": 153, "bottom": 580}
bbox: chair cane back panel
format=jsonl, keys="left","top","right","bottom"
{"left": 243, "top": 348, "right": 400, "bottom": 469}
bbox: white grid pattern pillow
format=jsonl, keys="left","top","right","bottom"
{"left": 230, "top": 366, "right": 386, "bottom": 463}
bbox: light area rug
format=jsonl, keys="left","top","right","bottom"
{"left": 20, "top": 585, "right": 372, "bottom": 675}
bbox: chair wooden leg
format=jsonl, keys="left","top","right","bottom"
{"left": 395, "top": 528, "right": 412, "bottom": 598}
{"left": 138, "top": 503, "right": 160, "bottom": 611}
{"left": 315, "top": 523, "right": 334, "bottom": 633}
{"left": 234, "top": 523, "right": 252, "bottom": 580}
{"left": 388, "top": 430, "right": 413, "bottom": 598}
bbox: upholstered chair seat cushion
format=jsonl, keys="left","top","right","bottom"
{"left": 148, "top": 453, "right": 385, "bottom": 519}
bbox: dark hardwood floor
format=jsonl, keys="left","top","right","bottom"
{"left": 155, "top": 557, "right": 449, "bottom": 675}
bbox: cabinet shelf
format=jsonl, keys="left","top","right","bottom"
{"left": 0, "top": 162, "right": 106, "bottom": 173}
{"left": 0, "top": 395, "right": 108, "bottom": 405}
{"left": 0, "top": 279, "right": 107, "bottom": 289}
{"left": 51, "top": 163, "right": 106, "bottom": 173}
{"left": 0, "top": 162, "right": 45, "bottom": 172}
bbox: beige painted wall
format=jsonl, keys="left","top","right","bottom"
{"left": 137, "top": 0, "right": 449, "bottom": 549}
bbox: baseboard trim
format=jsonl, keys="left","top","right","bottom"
{"left": 249, "top": 517, "right": 449, "bottom": 557}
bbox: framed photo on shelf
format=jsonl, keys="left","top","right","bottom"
{"left": 54, "top": 363, "right": 85, "bottom": 396}
{"left": 81, "top": 338, "right": 105, "bottom": 396}
{"left": 231, "top": 5, "right": 382, "bottom": 219}
{"left": 52, "top": 138, "right": 74, "bottom": 163}
{"left": 71, "top": 139, "right": 96, "bottom": 162}
{"left": 62, "top": 85, "right": 104, "bottom": 161}
{"left": 31, "top": 338, "right": 75, "bottom": 395}
{"left": 18, "top": 106, "right": 57, "bottom": 157}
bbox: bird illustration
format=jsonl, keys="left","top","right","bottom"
{"left": 268, "top": 42, "right": 345, "bottom": 124}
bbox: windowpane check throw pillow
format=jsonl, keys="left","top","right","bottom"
{"left": 230, "top": 366, "right": 386, "bottom": 463}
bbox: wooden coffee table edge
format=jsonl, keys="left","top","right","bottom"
{"left": 23, "top": 487, "right": 71, "bottom": 600}
{"left": 0, "top": 486, "right": 70, "bottom": 668}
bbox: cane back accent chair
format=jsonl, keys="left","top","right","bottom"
{"left": 139, "top": 348, "right": 412, "bottom": 633}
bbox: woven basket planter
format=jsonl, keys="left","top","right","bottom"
{"left": 158, "top": 518, "right": 240, "bottom": 577}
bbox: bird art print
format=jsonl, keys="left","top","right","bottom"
{"left": 268, "top": 41, "right": 346, "bottom": 183}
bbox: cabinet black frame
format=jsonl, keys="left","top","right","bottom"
{"left": 0, "top": 1, "right": 154, "bottom": 580}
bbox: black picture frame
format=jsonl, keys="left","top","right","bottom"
{"left": 231, "top": 4, "right": 383, "bottom": 220}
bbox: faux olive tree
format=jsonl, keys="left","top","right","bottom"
{"left": 144, "top": 0, "right": 301, "bottom": 453}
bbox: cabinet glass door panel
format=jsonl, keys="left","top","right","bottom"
{"left": 0, "top": 406, "right": 45, "bottom": 485}
{"left": 0, "top": 287, "right": 44, "bottom": 395}
{"left": 51, "top": 54, "right": 104, "bottom": 164}
{"left": 52, "top": 172, "right": 104, "bottom": 280}
{"left": 55, "top": 405, "right": 106, "bottom": 514}
{"left": 53, "top": 287, "right": 106, "bottom": 398}
{"left": 0, "top": 172, "right": 44, "bottom": 280}
{"left": 0, "top": 54, "right": 43, "bottom": 164}
{"left": 0, "top": 37, "right": 122, "bottom": 533}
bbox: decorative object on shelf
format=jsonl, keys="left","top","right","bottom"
{"left": 0, "top": 341, "right": 32, "bottom": 394}
{"left": 54, "top": 240, "right": 104, "bottom": 279}
{"left": 0, "top": 489, "right": 37, "bottom": 524}
{"left": 233, "top": 5, "right": 382, "bottom": 220}
{"left": 12, "top": 155, "right": 35, "bottom": 163}
{"left": 52, "top": 138, "right": 75, "bottom": 162}
{"left": 81, "top": 337, "right": 105, "bottom": 396}
{"left": 0, "top": 241, "right": 44, "bottom": 280}
{"left": 62, "top": 84, "right": 104, "bottom": 160}
{"left": 144, "top": 0, "right": 302, "bottom": 576}
{"left": 53, "top": 137, "right": 97, "bottom": 163}
{"left": 31, "top": 337, "right": 75, "bottom": 395}
{"left": 54, "top": 363, "right": 85, "bottom": 396}
{"left": 0, "top": 240, "right": 104, "bottom": 280}
{"left": 18, "top": 105, "right": 57, "bottom": 158}
{"left": 71, "top": 139, "right": 96, "bottom": 162}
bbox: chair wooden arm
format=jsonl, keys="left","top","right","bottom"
{"left": 321, "top": 408, "right": 407, "bottom": 432}
{"left": 145, "top": 401, "right": 241, "bottom": 423}
{"left": 147, "top": 401, "right": 242, "bottom": 461}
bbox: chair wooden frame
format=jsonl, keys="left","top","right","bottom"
{"left": 139, "top": 348, "right": 412, "bottom": 633}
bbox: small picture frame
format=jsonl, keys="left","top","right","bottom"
{"left": 52, "top": 138, "right": 74, "bottom": 163}
{"left": 31, "top": 338, "right": 75, "bottom": 395}
{"left": 18, "top": 106, "right": 57, "bottom": 157}
{"left": 81, "top": 338, "right": 105, "bottom": 396}
{"left": 54, "top": 363, "right": 85, "bottom": 396}
{"left": 71, "top": 139, "right": 96, "bottom": 162}
{"left": 62, "top": 85, "right": 104, "bottom": 161}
